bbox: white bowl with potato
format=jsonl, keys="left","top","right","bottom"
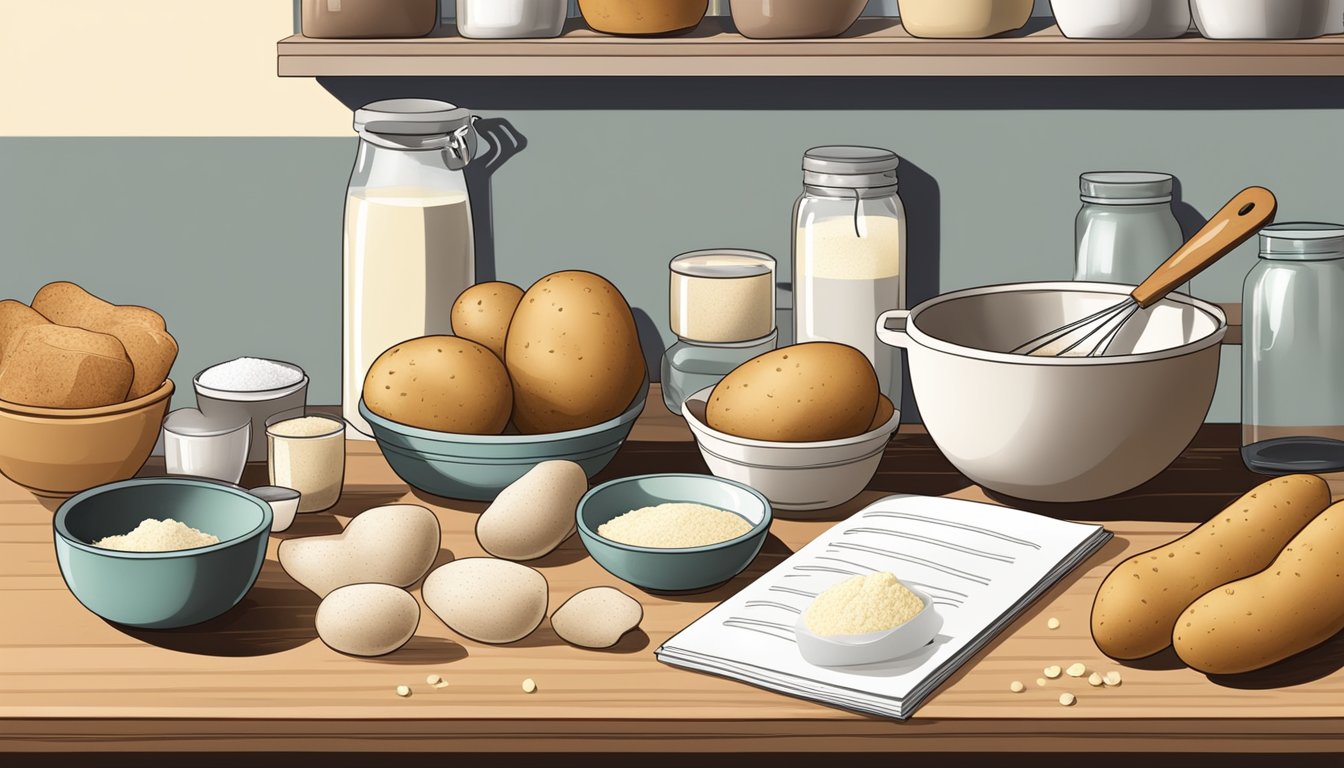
{"left": 680, "top": 342, "right": 900, "bottom": 515}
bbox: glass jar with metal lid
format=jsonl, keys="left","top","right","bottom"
{"left": 793, "top": 146, "right": 906, "bottom": 401}
{"left": 1075, "top": 171, "right": 1184, "bottom": 285}
{"left": 1242, "top": 222, "right": 1344, "bottom": 474}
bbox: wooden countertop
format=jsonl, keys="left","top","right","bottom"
{"left": 3, "top": 386, "right": 1343, "bottom": 764}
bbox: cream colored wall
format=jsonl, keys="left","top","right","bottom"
{"left": 0, "top": 1, "right": 350, "bottom": 136}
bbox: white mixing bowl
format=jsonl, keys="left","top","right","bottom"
{"left": 877, "top": 282, "right": 1227, "bottom": 503}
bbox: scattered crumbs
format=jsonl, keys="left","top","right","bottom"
{"left": 1036, "top": 678, "right": 1048, "bottom": 687}
{"left": 1058, "top": 692, "right": 1076, "bottom": 707}
{"left": 1066, "top": 662, "right": 1087, "bottom": 678}
{"left": 1044, "top": 665, "right": 1062, "bottom": 679}
{"left": 1088, "top": 672, "right": 1104, "bottom": 687}
{"left": 1103, "top": 671, "right": 1123, "bottom": 687}
{"left": 1046, "top": 617, "right": 1061, "bottom": 630}
{"left": 1009, "top": 680, "right": 1025, "bottom": 693}
{"left": 395, "top": 685, "right": 412, "bottom": 698}
{"left": 521, "top": 678, "right": 538, "bottom": 694}
{"left": 426, "top": 674, "right": 444, "bottom": 687}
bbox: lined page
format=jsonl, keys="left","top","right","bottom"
{"left": 658, "top": 494, "right": 1109, "bottom": 718}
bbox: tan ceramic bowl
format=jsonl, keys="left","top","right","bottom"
{"left": 578, "top": 0, "right": 708, "bottom": 35}
{"left": 899, "top": 0, "right": 1034, "bottom": 38}
{"left": 0, "top": 380, "right": 174, "bottom": 497}
{"left": 732, "top": 0, "right": 868, "bottom": 39}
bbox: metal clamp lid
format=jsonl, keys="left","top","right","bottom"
{"left": 803, "top": 145, "right": 899, "bottom": 189}
{"left": 354, "top": 99, "right": 474, "bottom": 137}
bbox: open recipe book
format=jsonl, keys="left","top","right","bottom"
{"left": 656, "top": 495, "right": 1112, "bottom": 720}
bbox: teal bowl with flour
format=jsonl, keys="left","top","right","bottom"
{"left": 576, "top": 473, "right": 772, "bottom": 593}
{"left": 54, "top": 477, "right": 272, "bottom": 629}
{"left": 359, "top": 379, "right": 648, "bottom": 501}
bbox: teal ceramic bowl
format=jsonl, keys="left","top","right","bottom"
{"left": 359, "top": 380, "right": 648, "bottom": 501}
{"left": 54, "top": 477, "right": 272, "bottom": 629}
{"left": 576, "top": 473, "right": 772, "bottom": 592}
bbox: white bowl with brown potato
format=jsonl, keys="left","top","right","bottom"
{"left": 680, "top": 342, "right": 900, "bottom": 515}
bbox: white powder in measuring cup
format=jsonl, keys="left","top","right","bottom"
{"left": 670, "top": 252, "right": 776, "bottom": 343}
{"left": 198, "top": 357, "right": 304, "bottom": 392}
{"left": 92, "top": 518, "right": 220, "bottom": 552}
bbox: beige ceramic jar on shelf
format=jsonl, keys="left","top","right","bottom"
{"left": 897, "top": 0, "right": 1033, "bottom": 38}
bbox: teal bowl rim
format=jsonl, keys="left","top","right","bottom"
{"left": 54, "top": 477, "right": 273, "bottom": 560}
{"left": 358, "top": 377, "right": 649, "bottom": 445}
{"left": 576, "top": 473, "right": 773, "bottom": 555}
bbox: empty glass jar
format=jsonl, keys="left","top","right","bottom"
{"left": 1242, "top": 222, "right": 1344, "bottom": 474}
{"left": 1075, "top": 172, "right": 1184, "bottom": 285}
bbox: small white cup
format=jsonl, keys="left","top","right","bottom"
{"left": 163, "top": 408, "right": 251, "bottom": 484}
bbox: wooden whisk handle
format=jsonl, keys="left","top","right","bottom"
{"left": 1132, "top": 186, "right": 1277, "bottom": 309}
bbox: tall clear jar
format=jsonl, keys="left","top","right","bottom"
{"left": 1075, "top": 172, "right": 1184, "bottom": 285}
{"left": 1241, "top": 223, "right": 1344, "bottom": 474}
{"left": 343, "top": 99, "right": 481, "bottom": 437}
{"left": 793, "top": 146, "right": 906, "bottom": 400}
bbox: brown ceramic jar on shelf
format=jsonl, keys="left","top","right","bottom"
{"left": 301, "top": 0, "right": 438, "bottom": 39}
{"left": 730, "top": 0, "right": 868, "bottom": 39}
{"left": 578, "top": 0, "right": 708, "bottom": 35}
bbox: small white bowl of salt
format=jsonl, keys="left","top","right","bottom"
{"left": 194, "top": 357, "right": 308, "bottom": 463}
{"left": 794, "top": 572, "right": 943, "bottom": 668}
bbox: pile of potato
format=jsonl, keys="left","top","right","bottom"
{"left": 362, "top": 271, "right": 646, "bottom": 435}
{"left": 706, "top": 342, "right": 894, "bottom": 442}
{"left": 1091, "top": 473, "right": 1344, "bottom": 674}
{"left": 0, "top": 282, "right": 177, "bottom": 408}
{"left": 280, "top": 461, "right": 642, "bottom": 657}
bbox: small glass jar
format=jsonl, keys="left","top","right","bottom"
{"left": 1242, "top": 223, "right": 1344, "bottom": 474}
{"left": 267, "top": 414, "right": 346, "bottom": 513}
{"left": 661, "top": 249, "right": 777, "bottom": 414}
{"left": 793, "top": 146, "right": 906, "bottom": 401}
{"left": 1075, "top": 172, "right": 1184, "bottom": 285}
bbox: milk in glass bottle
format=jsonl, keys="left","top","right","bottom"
{"left": 343, "top": 99, "right": 481, "bottom": 436}
{"left": 793, "top": 146, "right": 906, "bottom": 400}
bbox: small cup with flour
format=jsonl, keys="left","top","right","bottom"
{"left": 266, "top": 413, "right": 345, "bottom": 514}
{"left": 194, "top": 357, "right": 308, "bottom": 463}
{"left": 661, "top": 249, "right": 778, "bottom": 414}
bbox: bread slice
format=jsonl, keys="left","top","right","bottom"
{"left": 0, "top": 325, "right": 133, "bottom": 408}
{"left": 32, "top": 281, "right": 166, "bottom": 332}
{"left": 103, "top": 320, "right": 178, "bottom": 399}
{"left": 0, "top": 300, "right": 50, "bottom": 367}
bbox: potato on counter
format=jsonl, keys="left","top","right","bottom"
{"left": 279, "top": 504, "right": 442, "bottom": 598}
{"left": 475, "top": 460, "right": 587, "bottom": 561}
{"left": 316, "top": 583, "right": 420, "bottom": 658}
{"left": 505, "top": 270, "right": 646, "bottom": 434}
{"left": 363, "top": 335, "right": 513, "bottom": 434}
{"left": 1174, "top": 500, "right": 1344, "bottom": 675}
{"left": 706, "top": 342, "right": 879, "bottom": 442}
{"left": 451, "top": 281, "right": 523, "bottom": 362}
{"left": 423, "top": 558, "right": 548, "bottom": 644}
{"left": 1090, "top": 474, "right": 1330, "bottom": 661}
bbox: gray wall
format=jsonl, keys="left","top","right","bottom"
{"left": 5, "top": 77, "right": 1343, "bottom": 422}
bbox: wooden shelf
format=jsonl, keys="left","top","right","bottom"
{"left": 278, "top": 18, "right": 1344, "bottom": 78}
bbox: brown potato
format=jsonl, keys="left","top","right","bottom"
{"left": 362, "top": 335, "right": 512, "bottom": 434}
{"left": 1173, "top": 500, "right": 1344, "bottom": 675}
{"left": 505, "top": 271, "right": 645, "bottom": 434}
{"left": 870, "top": 394, "right": 896, "bottom": 431}
{"left": 706, "top": 342, "right": 878, "bottom": 442}
{"left": 1090, "top": 474, "right": 1330, "bottom": 661}
{"left": 452, "top": 282, "right": 523, "bottom": 362}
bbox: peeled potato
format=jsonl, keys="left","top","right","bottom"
{"left": 706, "top": 342, "right": 878, "bottom": 442}
{"left": 423, "top": 558, "right": 548, "bottom": 644}
{"left": 279, "top": 504, "right": 442, "bottom": 598}
{"left": 362, "top": 335, "right": 512, "bottom": 434}
{"left": 476, "top": 460, "right": 588, "bottom": 561}
{"left": 451, "top": 282, "right": 523, "bottom": 362}
{"left": 551, "top": 586, "right": 643, "bottom": 649}
{"left": 316, "top": 583, "right": 420, "bottom": 657}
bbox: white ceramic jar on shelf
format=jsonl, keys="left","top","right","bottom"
{"left": 1050, "top": 0, "right": 1191, "bottom": 39}
{"left": 1191, "top": 0, "right": 1330, "bottom": 39}
{"left": 456, "top": 0, "right": 568, "bottom": 39}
